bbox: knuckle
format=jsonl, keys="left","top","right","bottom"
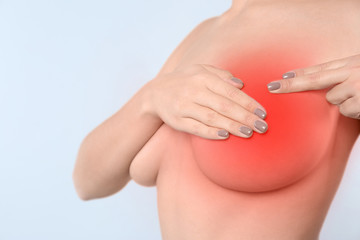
{"left": 205, "top": 111, "right": 217, "bottom": 125}
{"left": 325, "top": 91, "right": 334, "bottom": 103}
{"left": 338, "top": 98, "right": 360, "bottom": 119}
{"left": 338, "top": 104, "right": 347, "bottom": 116}
{"left": 245, "top": 100, "right": 257, "bottom": 112}
{"left": 191, "top": 123, "right": 201, "bottom": 136}
{"left": 223, "top": 70, "right": 233, "bottom": 79}
{"left": 353, "top": 110, "right": 360, "bottom": 119}
{"left": 244, "top": 113, "right": 255, "bottom": 126}
{"left": 297, "top": 68, "right": 305, "bottom": 76}
{"left": 340, "top": 56, "right": 355, "bottom": 68}
{"left": 226, "top": 87, "right": 239, "bottom": 99}
{"left": 219, "top": 100, "right": 233, "bottom": 113}
{"left": 308, "top": 73, "right": 322, "bottom": 86}
{"left": 280, "top": 78, "right": 292, "bottom": 91}
{"left": 320, "top": 62, "right": 331, "bottom": 71}
{"left": 356, "top": 112, "right": 360, "bottom": 119}
{"left": 228, "top": 121, "right": 239, "bottom": 132}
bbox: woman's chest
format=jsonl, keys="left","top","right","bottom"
{"left": 159, "top": 8, "right": 360, "bottom": 192}
{"left": 155, "top": 4, "right": 360, "bottom": 239}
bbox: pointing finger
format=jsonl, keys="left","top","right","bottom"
{"left": 287, "top": 57, "right": 349, "bottom": 78}
{"left": 267, "top": 67, "right": 351, "bottom": 93}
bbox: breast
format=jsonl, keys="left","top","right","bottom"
{"left": 190, "top": 44, "right": 340, "bottom": 193}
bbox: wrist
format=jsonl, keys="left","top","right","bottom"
{"left": 137, "top": 79, "right": 162, "bottom": 122}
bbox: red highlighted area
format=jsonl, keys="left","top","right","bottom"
{"left": 190, "top": 45, "right": 339, "bottom": 192}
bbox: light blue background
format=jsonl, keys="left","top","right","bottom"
{"left": 0, "top": 1, "right": 359, "bottom": 239}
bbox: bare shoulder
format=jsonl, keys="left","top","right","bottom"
{"left": 155, "top": 16, "right": 219, "bottom": 77}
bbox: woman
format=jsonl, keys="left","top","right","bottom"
{"left": 73, "top": 0, "right": 360, "bottom": 239}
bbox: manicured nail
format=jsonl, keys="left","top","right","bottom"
{"left": 231, "top": 77, "right": 244, "bottom": 85}
{"left": 254, "top": 108, "right": 266, "bottom": 119}
{"left": 218, "top": 129, "right": 229, "bottom": 138}
{"left": 282, "top": 71, "right": 296, "bottom": 79}
{"left": 254, "top": 120, "right": 268, "bottom": 133}
{"left": 239, "top": 126, "right": 253, "bottom": 136}
{"left": 267, "top": 81, "right": 281, "bottom": 91}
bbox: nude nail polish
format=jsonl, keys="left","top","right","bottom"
{"left": 254, "top": 108, "right": 266, "bottom": 119}
{"left": 267, "top": 82, "right": 281, "bottom": 91}
{"left": 218, "top": 129, "right": 229, "bottom": 138}
{"left": 231, "top": 77, "right": 244, "bottom": 85}
{"left": 254, "top": 120, "right": 268, "bottom": 133}
{"left": 239, "top": 126, "right": 253, "bottom": 136}
{"left": 282, "top": 71, "right": 296, "bottom": 79}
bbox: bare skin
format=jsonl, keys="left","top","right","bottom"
{"left": 73, "top": 0, "right": 360, "bottom": 239}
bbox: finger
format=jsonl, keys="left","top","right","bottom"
{"left": 201, "top": 64, "right": 244, "bottom": 88}
{"left": 285, "top": 57, "right": 349, "bottom": 78}
{"left": 267, "top": 67, "right": 351, "bottom": 93}
{"left": 195, "top": 91, "right": 268, "bottom": 134}
{"left": 175, "top": 117, "right": 230, "bottom": 140}
{"left": 338, "top": 96, "right": 360, "bottom": 119}
{"left": 201, "top": 64, "right": 233, "bottom": 80}
{"left": 325, "top": 81, "right": 355, "bottom": 105}
{"left": 183, "top": 103, "right": 253, "bottom": 138}
{"left": 205, "top": 76, "right": 267, "bottom": 119}
{"left": 281, "top": 54, "right": 360, "bottom": 79}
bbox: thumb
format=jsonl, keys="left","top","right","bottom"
{"left": 201, "top": 63, "right": 244, "bottom": 89}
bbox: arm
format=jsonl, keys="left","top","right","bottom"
{"left": 72, "top": 17, "right": 218, "bottom": 200}
{"left": 72, "top": 83, "right": 163, "bottom": 200}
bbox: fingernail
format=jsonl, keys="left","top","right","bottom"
{"left": 231, "top": 77, "right": 244, "bottom": 85}
{"left": 254, "top": 108, "right": 266, "bottom": 119}
{"left": 282, "top": 71, "right": 296, "bottom": 79}
{"left": 254, "top": 120, "right": 268, "bottom": 133}
{"left": 218, "top": 129, "right": 229, "bottom": 138}
{"left": 239, "top": 126, "right": 253, "bottom": 136}
{"left": 267, "top": 81, "right": 281, "bottom": 91}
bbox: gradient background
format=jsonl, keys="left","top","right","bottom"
{"left": 0, "top": 0, "right": 359, "bottom": 239}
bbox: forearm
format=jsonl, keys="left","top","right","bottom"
{"left": 73, "top": 81, "right": 163, "bottom": 200}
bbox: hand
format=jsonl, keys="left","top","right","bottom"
{"left": 145, "top": 64, "right": 268, "bottom": 140}
{"left": 266, "top": 54, "right": 360, "bottom": 119}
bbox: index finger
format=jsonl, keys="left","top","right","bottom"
{"left": 267, "top": 66, "right": 351, "bottom": 93}
{"left": 291, "top": 53, "right": 360, "bottom": 78}
{"left": 267, "top": 54, "right": 360, "bottom": 93}
{"left": 286, "top": 56, "right": 350, "bottom": 78}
